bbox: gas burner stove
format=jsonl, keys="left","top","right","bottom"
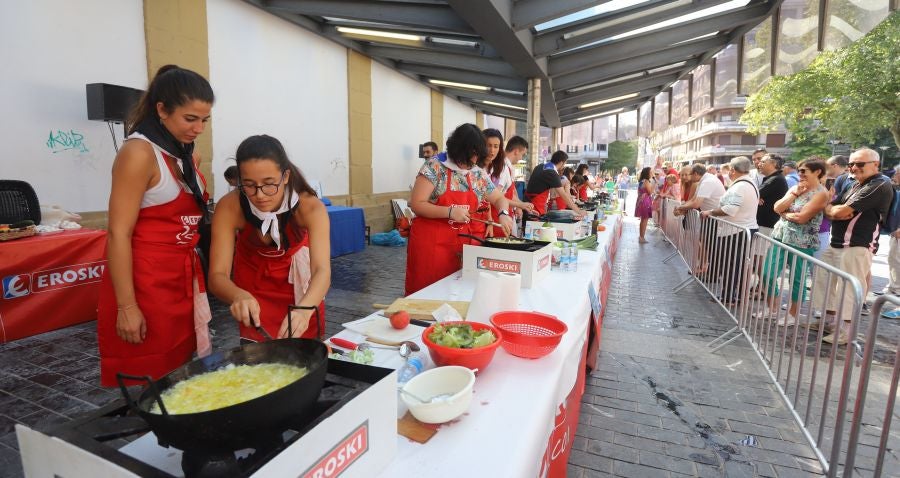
{"left": 20, "top": 360, "right": 396, "bottom": 478}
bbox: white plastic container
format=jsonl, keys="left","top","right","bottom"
{"left": 400, "top": 366, "right": 475, "bottom": 424}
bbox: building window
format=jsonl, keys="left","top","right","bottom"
{"left": 741, "top": 134, "right": 758, "bottom": 145}
{"left": 717, "top": 135, "right": 733, "bottom": 146}
{"left": 742, "top": 17, "right": 773, "bottom": 95}
{"left": 824, "top": 0, "right": 889, "bottom": 50}
{"left": 776, "top": 0, "right": 820, "bottom": 76}
{"left": 766, "top": 134, "right": 786, "bottom": 147}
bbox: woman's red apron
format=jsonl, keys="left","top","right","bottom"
{"left": 232, "top": 222, "right": 324, "bottom": 342}
{"left": 488, "top": 184, "right": 515, "bottom": 238}
{"left": 526, "top": 189, "right": 552, "bottom": 216}
{"left": 405, "top": 172, "right": 479, "bottom": 296}
{"left": 98, "top": 156, "right": 209, "bottom": 387}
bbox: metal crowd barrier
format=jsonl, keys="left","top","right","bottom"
{"left": 654, "top": 198, "right": 898, "bottom": 476}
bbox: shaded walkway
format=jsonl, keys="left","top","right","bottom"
{"left": 569, "top": 218, "right": 824, "bottom": 477}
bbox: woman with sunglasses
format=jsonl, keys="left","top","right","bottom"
{"left": 208, "top": 135, "right": 330, "bottom": 342}
{"left": 98, "top": 66, "right": 214, "bottom": 386}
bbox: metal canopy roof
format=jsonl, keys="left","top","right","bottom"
{"left": 246, "top": 0, "right": 782, "bottom": 127}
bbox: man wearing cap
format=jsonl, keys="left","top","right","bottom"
{"left": 783, "top": 161, "right": 801, "bottom": 188}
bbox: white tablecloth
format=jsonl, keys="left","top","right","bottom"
{"left": 333, "top": 215, "right": 623, "bottom": 478}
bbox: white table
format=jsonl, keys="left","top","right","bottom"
{"left": 333, "top": 214, "right": 624, "bottom": 478}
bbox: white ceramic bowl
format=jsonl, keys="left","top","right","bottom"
{"left": 400, "top": 366, "right": 475, "bottom": 424}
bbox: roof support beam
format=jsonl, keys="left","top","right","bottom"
{"left": 438, "top": 87, "right": 528, "bottom": 108}
{"left": 397, "top": 63, "right": 528, "bottom": 92}
{"left": 549, "top": 2, "right": 771, "bottom": 76}
{"left": 447, "top": 0, "right": 560, "bottom": 127}
{"left": 472, "top": 104, "right": 527, "bottom": 121}
{"left": 511, "top": 0, "right": 608, "bottom": 31}
{"left": 264, "top": 0, "right": 474, "bottom": 34}
{"left": 365, "top": 45, "right": 518, "bottom": 76}
{"left": 557, "top": 74, "right": 679, "bottom": 109}
{"left": 551, "top": 38, "right": 720, "bottom": 91}
{"left": 534, "top": 0, "right": 736, "bottom": 57}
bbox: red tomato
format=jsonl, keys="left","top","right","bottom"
{"left": 390, "top": 311, "right": 410, "bottom": 330}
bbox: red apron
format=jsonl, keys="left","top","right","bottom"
{"left": 98, "top": 155, "right": 209, "bottom": 387}
{"left": 405, "top": 172, "right": 479, "bottom": 296}
{"left": 489, "top": 185, "right": 515, "bottom": 238}
{"left": 232, "top": 222, "right": 324, "bottom": 342}
{"left": 469, "top": 199, "right": 490, "bottom": 238}
{"left": 526, "top": 189, "right": 552, "bottom": 216}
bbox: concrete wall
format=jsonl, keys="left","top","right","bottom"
{"left": 206, "top": 0, "right": 349, "bottom": 200}
{"left": 371, "top": 62, "right": 430, "bottom": 194}
{"left": 0, "top": 0, "right": 147, "bottom": 213}
{"left": 443, "top": 96, "right": 478, "bottom": 142}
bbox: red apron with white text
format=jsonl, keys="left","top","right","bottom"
{"left": 232, "top": 222, "right": 324, "bottom": 342}
{"left": 98, "top": 158, "right": 207, "bottom": 387}
{"left": 405, "top": 173, "right": 479, "bottom": 296}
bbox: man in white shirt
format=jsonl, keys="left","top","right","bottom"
{"left": 750, "top": 148, "right": 767, "bottom": 187}
{"left": 675, "top": 164, "right": 726, "bottom": 215}
{"left": 700, "top": 157, "right": 759, "bottom": 304}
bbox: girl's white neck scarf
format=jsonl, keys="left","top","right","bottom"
{"left": 247, "top": 191, "right": 299, "bottom": 249}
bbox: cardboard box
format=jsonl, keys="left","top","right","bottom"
{"left": 525, "top": 220, "right": 588, "bottom": 241}
{"left": 461, "top": 242, "right": 553, "bottom": 288}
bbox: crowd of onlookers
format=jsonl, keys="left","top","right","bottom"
{"left": 628, "top": 147, "right": 899, "bottom": 344}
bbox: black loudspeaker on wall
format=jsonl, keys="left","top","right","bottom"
{"left": 85, "top": 83, "right": 144, "bottom": 123}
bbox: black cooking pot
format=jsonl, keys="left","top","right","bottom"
{"left": 117, "top": 338, "right": 328, "bottom": 452}
{"left": 460, "top": 233, "right": 539, "bottom": 251}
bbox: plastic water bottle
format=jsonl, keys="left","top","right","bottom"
{"left": 398, "top": 355, "right": 424, "bottom": 385}
{"left": 561, "top": 246, "right": 571, "bottom": 272}
{"left": 569, "top": 244, "right": 579, "bottom": 272}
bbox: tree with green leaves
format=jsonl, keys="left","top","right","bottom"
{"left": 604, "top": 140, "right": 638, "bottom": 173}
{"left": 741, "top": 12, "right": 900, "bottom": 149}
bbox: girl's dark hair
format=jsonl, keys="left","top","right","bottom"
{"left": 482, "top": 128, "right": 506, "bottom": 179}
{"left": 446, "top": 123, "right": 486, "bottom": 168}
{"left": 575, "top": 164, "right": 589, "bottom": 176}
{"left": 571, "top": 174, "right": 586, "bottom": 185}
{"left": 561, "top": 167, "right": 575, "bottom": 180}
{"left": 235, "top": 135, "right": 317, "bottom": 197}
{"left": 127, "top": 65, "right": 214, "bottom": 134}
{"left": 638, "top": 167, "right": 652, "bottom": 182}
{"left": 800, "top": 157, "right": 827, "bottom": 179}
{"left": 235, "top": 135, "right": 316, "bottom": 249}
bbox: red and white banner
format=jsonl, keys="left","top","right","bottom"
{"left": 0, "top": 229, "right": 107, "bottom": 342}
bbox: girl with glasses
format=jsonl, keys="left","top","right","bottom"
{"left": 208, "top": 135, "right": 330, "bottom": 342}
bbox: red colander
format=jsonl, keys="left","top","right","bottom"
{"left": 490, "top": 311, "right": 568, "bottom": 359}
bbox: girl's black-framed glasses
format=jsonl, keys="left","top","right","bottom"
{"left": 240, "top": 170, "right": 287, "bottom": 197}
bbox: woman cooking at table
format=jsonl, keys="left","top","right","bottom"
{"left": 479, "top": 128, "right": 535, "bottom": 237}
{"left": 405, "top": 123, "right": 515, "bottom": 296}
{"left": 97, "top": 65, "right": 214, "bottom": 386}
{"left": 208, "top": 135, "right": 330, "bottom": 342}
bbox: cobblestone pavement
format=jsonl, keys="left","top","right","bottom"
{"left": 0, "top": 215, "right": 895, "bottom": 477}
{"left": 567, "top": 217, "right": 898, "bottom": 478}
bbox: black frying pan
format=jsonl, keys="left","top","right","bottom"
{"left": 459, "top": 233, "right": 539, "bottom": 251}
{"left": 117, "top": 338, "right": 328, "bottom": 452}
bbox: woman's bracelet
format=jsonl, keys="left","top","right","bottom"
{"left": 448, "top": 204, "right": 455, "bottom": 218}
{"left": 117, "top": 303, "right": 138, "bottom": 311}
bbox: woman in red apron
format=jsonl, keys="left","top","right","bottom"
{"left": 481, "top": 129, "right": 535, "bottom": 237}
{"left": 98, "top": 65, "right": 214, "bottom": 386}
{"left": 208, "top": 135, "right": 330, "bottom": 342}
{"left": 405, "top": 124, "right": 515, "bottom": 296}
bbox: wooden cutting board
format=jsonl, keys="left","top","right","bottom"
{"left": 374, "top": 298, "right": 469, "bottom": 321}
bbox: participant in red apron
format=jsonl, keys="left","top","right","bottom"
{"left": 232, "top": 210, "right": 324, "bottom": 342}
{"left": 406, "top": 170, "right": 480, "bottom": 296}
{"left": 405, "top": 124, "right": 515, "bottom": 296}
{"left": 98, "top": 65, "right": 214, "bottom": 387}
{"left": 98, "top": 151, "right": 212, "bottom": 386}
{"left": 208, "top": 135, "right": 331, "bottom": 342}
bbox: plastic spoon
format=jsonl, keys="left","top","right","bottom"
{"left": 398, "top": 388, "right": 454, "bottom": 404}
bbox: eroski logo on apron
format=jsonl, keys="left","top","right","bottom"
{"left": 176, "top": 215, "right": 202, "bottom": 244}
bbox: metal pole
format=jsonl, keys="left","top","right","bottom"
{"left": 526, "top": 78, "right": 541, "bottom": 172}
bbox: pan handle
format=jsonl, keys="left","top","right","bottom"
{"left": 116, "top": 373, "right": 169, "bottom": 416}
{"left": 457, "top": 233, "right": 486, "bottom": 244}
{"left": 289, "top": 304, "right": 323, "bottom": 341}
